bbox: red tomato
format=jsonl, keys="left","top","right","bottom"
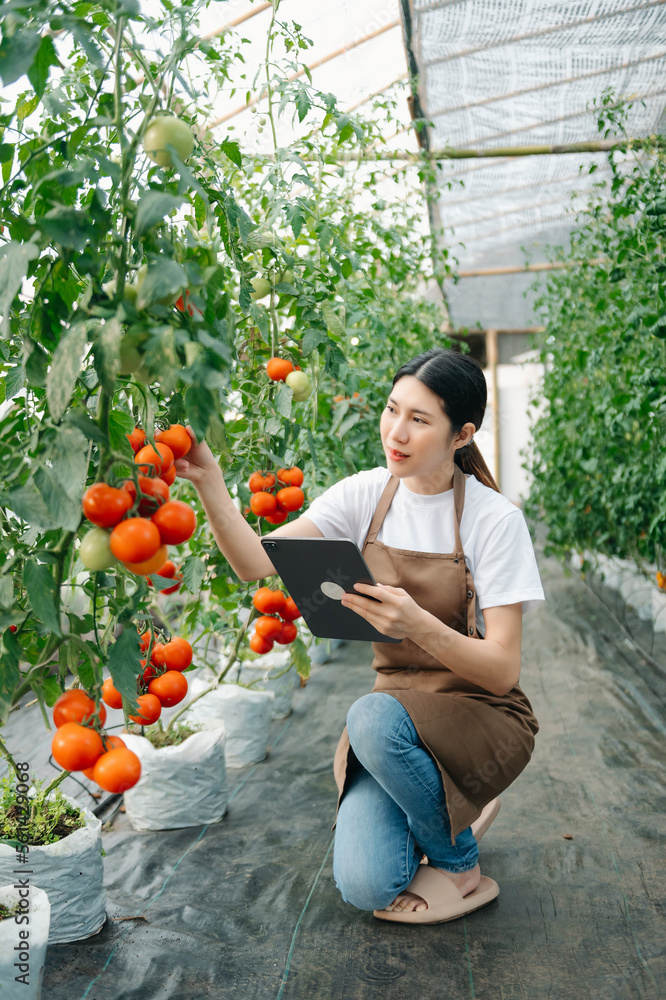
{"left": 280, "top": 596, "right": 302, "bottom": 622}
{"left": 148, "top": 559, "right": 182, "bottom": 594}
{"left": 129, "top": 693, "right": 162, "bottom": 725}
{"left": 148, "top": 670, "right": 188, "bottom": 707}
{"left": 53, "top": 690, "right": 106, "bottom": 728}
{"left": 253, "top": 587, "right": 285, "bottom": 615}
{"left": 139, "top": 631, "right": 152, "bottom": 652}
{"left": 134, "top": 442, "right": 175, "bottom": 476}
{"left": 276, "top": 467, "right": 304, "bottom": 487}
{"left": 123, "top": 475, "right": 170, "bottom": 516}
{"left": 83, "top": 736, "right": 125, "bottom": 779}
{"left": 265, "top": 509, "right": 288, "bottom": 525}
{"left": 159, "top": 465, "right": 177, "bottom": 486}
{"left": 276, "top": 486, "right": 304, "bottom": 512}
{"left": 51, "top": 723, "right": 104, "bottom": 772}
{"left": 151, "top": 500, "right": 197, "bottom": 545}
{"left": 127, "top": 427, "right": 147, "bottom": 453}
{"left": 255, "top": 616, "right": 283, "bottom": 640}
{"left": 82, "top": 483, "right": 132, "bottom": 528}
{"left": 249, "top": 471, "right": 276, "bottom": 493}
{"left": 110, "top": 517, "right": 162, "bottom": 563}
{"left": 122, "top": 543, "right": 168, "bottom": 577}
{"left": 101, "top": 678, "right": 123, "bottom": 710}
{"left": 250, "top": 492, "right": 277, "bottom": 517}
{"left": 152, "top": 636, "right": 192, "bottom": 671}
{"left": 266, "top": 357, "right": 294, "bottom": 382}
{"left": 275, "top": 621, "right": 298, "bottom": 644}
{"left": 92, "top": 747, "right": 142, "bottom": 793}
{"left": 155, "top": 424, "right": 191, "bottom": 460}
{"left": 249, "top": 633, "right": 274, "bottom": 654}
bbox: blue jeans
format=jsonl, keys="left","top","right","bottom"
{"left": 333, "top": 692, "right": 479, "bottom": 911}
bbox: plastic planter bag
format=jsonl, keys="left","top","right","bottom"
{"left": 0, "top": 795, "right": 106, "bottom": 945}
{"left": 121, "top": 722, "right": 228, "bottom": 832}
{"left": 0, "top": 883, "right": 50, "bottom": 1000}
{"left": 181, "top": 681, "right": 275, "bottom": 768}
{"left": 239, "top": 650, "right": 299, "bottom": 720}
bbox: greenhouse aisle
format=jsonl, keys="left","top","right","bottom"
{"left": 43, "top": 551, "right": 665, "bottom": 1000}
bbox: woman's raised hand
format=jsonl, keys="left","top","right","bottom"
{"left": 173, "top": 426, "right": 219, "bottom": 486}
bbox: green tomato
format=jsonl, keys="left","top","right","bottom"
{"left": 285, "top": 370, "right": 312, "bottom": 401}
{"left": 80, "top": 528, "right": 119, "bottom": 572}
{"left": 143, "top": 116, "right": 194, "bottom": 168}
{"left": 119, "top": 331, "right": 151, "bottom": 382}
{"left": 278, "top": 268, "right": 294, "bottom": 285}
{"left": 250, "top": 277, "right": 272, "bottom": 301}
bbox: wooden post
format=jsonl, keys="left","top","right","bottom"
{"left": 486, "top": 328, "right": 501, "bottom": 492}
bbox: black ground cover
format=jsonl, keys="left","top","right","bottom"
{"left": 8, "top": 550, "right": 666, "bottom": 999}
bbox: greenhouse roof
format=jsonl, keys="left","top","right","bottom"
{"left": 199, "top": 0, "right": 666, "bottom": 328}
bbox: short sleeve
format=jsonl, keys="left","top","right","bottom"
{"left": 473, "top": 509, "right": 545, "bottom": 614}
{"left": 303, "top": 477, "right": 362, "bottom": 545}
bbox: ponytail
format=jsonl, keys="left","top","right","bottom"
{"left": 454, "top": 440, "right": 500, "bottom": 494}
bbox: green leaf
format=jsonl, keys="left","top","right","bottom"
{"left": 321, "top": 301, "right": 346, "bottom": 338}
{"left": 324, "top": 341, "right": 348, "bottom": 378}
{"left": 301, "top": 328, "right": 329, "bottom": 356}
{"left": 4, "top": 364, "right": 24, "bottom": 400}
{"left": 41, "top": 673, "right": 62, "bottom": 708}
{"left": 46, "top": 323, "right": 89, "bottom": 422}
{"left": 109, "top": 410, "right": 135, "bottom": 454}
{"left": 0, "top": 631, "right": 21, "bottom": 726}
{"left": 107, "top": 627, "right": 142, "bottom": 711}
{"left": 136, "top": 259, "right": 187, "bottom": 309}
{"left": 338, "top": 411, "right": 361, "bottom": 438}
{"left": 135, "top": 192, "right": 184, "bottom": 237}
{"left": 275, "top": 383, "right": 292, "bottom": 418}
{"left": 0, "top": 239, "right": 40, "bottom": 337}
{"left": 3, "top": 483, "right": 58, "bottom": 530}
{"left": 91, "top": 315, "right": 121, "bottom": 394}
{"left": 38, "top": 206, "right": 95, "bottom": 252}
{"left": 180, "top": 556, "right": 206, "bottom": 594}
{"left": 289, "top": 636, "right": 310, "bottom": 679}
{"left": 34, "top": 467, "right": 81, "bottom": 531}
{"left": 0, "top": 576, "right": 13, "bottom": 610}
{"left": 0, "top": 29, "right": 40, "bottom": 86}
{"left": 50, "top": 425, "right": 88, "bottom": 503}
{"left": 27, "top": 36, "right": 60, "bottom": 99}
{"left": 220, "top": 139, "right": 242, "bottom": 167}
{"left": 185, "top": 384, "right": 216, "bottom": 440}
{"left": 24, "top": 559, "right": 62, "bottom": 636}
{"left": 341, "top": 259, "right": 353, "bottom": 279}
{"left": 65, "top": 409, "right": 108, "bottom": 444}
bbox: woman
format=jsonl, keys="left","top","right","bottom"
{"left": 175, "top": 347, "right": 544, "bottom": 925}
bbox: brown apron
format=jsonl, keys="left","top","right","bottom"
{"left": 333, "top": 463, "right": 539, "bottom": 845}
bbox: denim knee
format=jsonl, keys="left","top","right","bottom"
{"left": 333, "top": 852, "right": 406, "bottom": 912}
{"left": 346, "top": 693, "right": 407, "bottom": 769}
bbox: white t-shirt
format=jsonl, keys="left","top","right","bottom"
{"left": 304, "top": 467, "right": 545, "bottom": 639}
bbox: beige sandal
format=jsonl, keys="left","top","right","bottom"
{"left": 373, "top": 866, "right": 499, "bottom": 925}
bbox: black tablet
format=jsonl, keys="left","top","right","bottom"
{"left": 261, "top": 537, "right": 402, "bottom": 643}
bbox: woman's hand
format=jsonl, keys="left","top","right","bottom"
{"left": 173, "top": 427, "right": 219, "bottom": 487}
{"left": 340, "top": 582, "right": 427, "bottom": 640}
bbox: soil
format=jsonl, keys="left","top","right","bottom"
{"left": 132, "top": 721, "right": 203, "bottom": 749}
{"left": 2, "top": 802, "right": 85, "bottom": 847}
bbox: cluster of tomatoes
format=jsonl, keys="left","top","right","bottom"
{"left": 102, "top": 632, "right": 193, "bottom": 728}
{"left": 245, "top": 466, "right": 305, "bottom": 523}
{"left": 249, "top": 587, "right": 302, "bottom": 655}
{"left": 50, "top": 691, "right": 141, "bottom": 794}
{"left": 266, "top": 356, "right": 312, "bottom": 401}
{"left": 80, "top": 424, "right": 196, "bottom": 578}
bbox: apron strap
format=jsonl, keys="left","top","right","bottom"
{"left": 363, "top": 475, "right": 400, "bottom": 547}
{"left": 452, "top": 463, "right": 466, "bottom": 554}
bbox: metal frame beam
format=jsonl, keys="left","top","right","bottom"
{"left": 200, "top": 2, "right": 272, "bottom": 40}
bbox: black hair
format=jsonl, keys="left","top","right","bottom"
{"left": 392, "top": 347, "right": 500, "bottom": 492}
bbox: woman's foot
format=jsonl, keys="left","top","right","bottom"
{"left": 382, "top": 863, "right": 481, "bottom": 913}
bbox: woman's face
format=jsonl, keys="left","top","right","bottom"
{"left": 380, "top": 375, "right": 475, "bottom": 493}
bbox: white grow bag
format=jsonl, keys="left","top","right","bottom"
{"left": 181, "top": 680, "right": 274, "bottom": 768}
{"left": 238, "top": 649, "right": 299, "bottom": 720}
{"left": 0, "top": 883, "right": 50, "bottom": 1000}
{"left": 121, "top": 722, "right": 228, "bottom": 832}
{"left": 0, "top": 795, "right": 106, "bottom": 945}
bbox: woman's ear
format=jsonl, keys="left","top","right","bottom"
{"left": 455, "top": 422, "right": 476, "bottom": 449}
